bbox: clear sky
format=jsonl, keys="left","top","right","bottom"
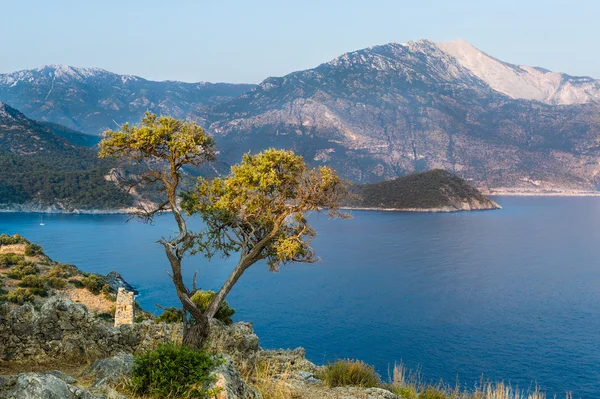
{"left": 1, "top": 0, "right": 598, "bottom": 83}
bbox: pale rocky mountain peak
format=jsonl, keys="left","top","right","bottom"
{"left": 436, "top": 39, "right": 600, "bottom": 104}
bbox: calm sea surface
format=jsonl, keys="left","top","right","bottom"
{"left": 1, "top": 197, "right": 600, "bottom": 397}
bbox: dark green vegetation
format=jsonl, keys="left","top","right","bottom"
{"left": 348, "top": 169, "right": 499, "bottom": 210}
{"left": 130, "top": 343, "right": 218, "bottom": 398}
{"left": 0, "top": 103, "right": 132, "bottom": 210}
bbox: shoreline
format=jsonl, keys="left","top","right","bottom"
{"left": 342, "top": 205, "right": 500, "bottom": 213}
{"left": 485, "top": 191, "right": 600, "bottom": 197}
{"left": 2, "top": 192, "right": 599, "bottom": 215}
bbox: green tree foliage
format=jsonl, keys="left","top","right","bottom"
{"left": 130, "top": 343, "right": 217, "bottom": 398}
{"left": 190, "top": 291, "right": 235, "bottom": 325}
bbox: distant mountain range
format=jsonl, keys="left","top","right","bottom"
{"left": 1, "top": 40, "right": 599, "bottom": 193}
{"left": 0, "top": 65, "right": 255, "bottom": 135}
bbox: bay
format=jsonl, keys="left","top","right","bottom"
{"left": 1, "top": 196, "right": 600, "bottom": 397}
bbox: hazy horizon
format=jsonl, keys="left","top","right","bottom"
{"left": 2, "top": 0, "right": 599, "bottom": 84}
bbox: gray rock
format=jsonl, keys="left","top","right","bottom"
{"left": 208, "top": 356, "right": 262, "bottom": 399}
{"left": 105, "top": 272, "right": 138, "bottom": 295}
{"left": 83, "top": 352, "right": 134, "bottom": 387}
{"left": 0, "top": 298, "right": 179, "bottom": 363}
{"left": 364, "top": 387, "right": 400, "bottom": 399}
{"left": 0, "top": 372, "right": 104, "bottom": 399}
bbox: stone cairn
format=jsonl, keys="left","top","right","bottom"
{"left": 114, "top": 288, "right": 135, "bottom": 327}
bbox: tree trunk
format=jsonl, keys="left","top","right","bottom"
{"left": 182, "top": 313, "right": 211, "bottom": 349}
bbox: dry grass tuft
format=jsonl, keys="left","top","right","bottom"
{"left": 242, "top": 360, "right": 301, "bottom": 399}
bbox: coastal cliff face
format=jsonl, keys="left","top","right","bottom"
{"left": 348, "top": 169, "right": 501, "bottom": 212}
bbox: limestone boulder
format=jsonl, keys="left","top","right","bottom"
{"left": 0, "top": 372, "right": 104, "bottom": 399}
{"left": 83, "top": 352, "right": 134, "bottom": 387}
{"left": 208, "top": 356, "right": 262, "bottom": 399}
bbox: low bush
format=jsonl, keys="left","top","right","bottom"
{"left": 130, "top": 343, "right": 218, "bottom": 398}
{"left": 6, "top": 288, "right": 34, "bottom": 304}
{"left": 7, "top": 263, "right": 38, "bottom": 279}
{"left": 80, "top": 274, "right": 108, "bottom": 295}
{"left": 19, "top": 275, "right": 45, "bottom": 288}
{"left": 0, "top": 234, "right": 26, "bottom": 246}
{"left": 69, "top": 279, "right": 85, "bottom": 288}
{"left": 191, "top": 290, "right": 235, "bottom": 325}
{"left": 46, "top": 276, "right": 67, "bottom": 290}
{"left": 317, "top": 359, "right": 380, "bottom": 388}
{"left": 0, "top": 253, "right": 25, "bottom": 268}
{"left": 156, "top": 307, "right": 184, "bottom": 323}
{"left": 28, "top": 287, "right": 49, "bottom": 297}
{"left": 47, "top": 264, "right": 78, "bottom": 279}
{"left": 24, "top": 243, "right": 43, "bottom": 257}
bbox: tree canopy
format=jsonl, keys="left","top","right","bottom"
{"left": 99, "top": 113, "right": 348, "bottom": 347}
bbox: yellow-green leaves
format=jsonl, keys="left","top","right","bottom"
{"left": 99, "top": 112, "right": 215, "bottom": 169}
{"left": 182, "top": 148, "right": 349, "bottom": 270}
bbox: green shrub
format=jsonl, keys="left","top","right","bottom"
{"left": 19, "top": 275, "right": 45, "bottom": 288}
{"left": 191, "top": 290, "right": 235, "bottom": 325}
{"left": 69, "top": 279, "right": 85, "bottom": 288}
{"left": 7, "top": 263, "right": 38, "bottom": 279}
{"left": 0, "top": 253, "right": 25, "bottom": 268}
{"left": 47, "top": 277, "right": 67, "bottom": 290}
{"left": 24, "top": 243, "right": 43, "bottom": 257}
{"left": 47, "top": 264, "right": 78, "bottom": 279}
{"left": 28, "top": 287, "right": 49, "bottom": 297}
{"left": 81, "top": 274, "right": 107, "bottom": 295}
{"left": 7, "top": 288, "right": 34, "bottom": 304}
{"left": 156, "top": 307, "right": 184, "bottom": 323}
{"left": 0, "top": 234, "right": 26, "bottom": 246}
{"left": 130, "top": 343, "right": 218, "bottom": 398}
{"left": 317, "top": 359, "right": 380, "bottom": 388}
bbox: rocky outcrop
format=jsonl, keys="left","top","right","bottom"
{"left": 83, "top": 352, "right": 134, "bottom": 388}
{"left": 105, "top": 272, "right": 139, "bottom": 295}
{"left": 0, "top": 298, "right": 176, "bottom": 363}
{"left": 209, "top": 356, "right": 262, "bottom": 399}
{"left": 0, "top": 371, "right": 104, "bottom": 399}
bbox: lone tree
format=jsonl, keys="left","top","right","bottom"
{"left": 100, "top": 113, "right": 348, "bottom": 348}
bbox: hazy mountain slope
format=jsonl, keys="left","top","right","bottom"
{"left": 436, "top": 40, "right": 600, "bottom": 105}
{"left": 203, "top": 40, "right": 600, "bottom": 192}
{"left": 0, "top": 102, "right": 77, "bottom": 155}
{"left": 0, "top": 65, "right": 255, "bottom": 135}
{"left": 41, "top": 122, "right": 102, "bottom": 147}
{"left": 0, "top": 103, "right": 132, "bottom": 210}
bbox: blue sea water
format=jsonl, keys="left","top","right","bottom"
{"left": 1, "top": 196, "right": 600, "bottom": 397}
